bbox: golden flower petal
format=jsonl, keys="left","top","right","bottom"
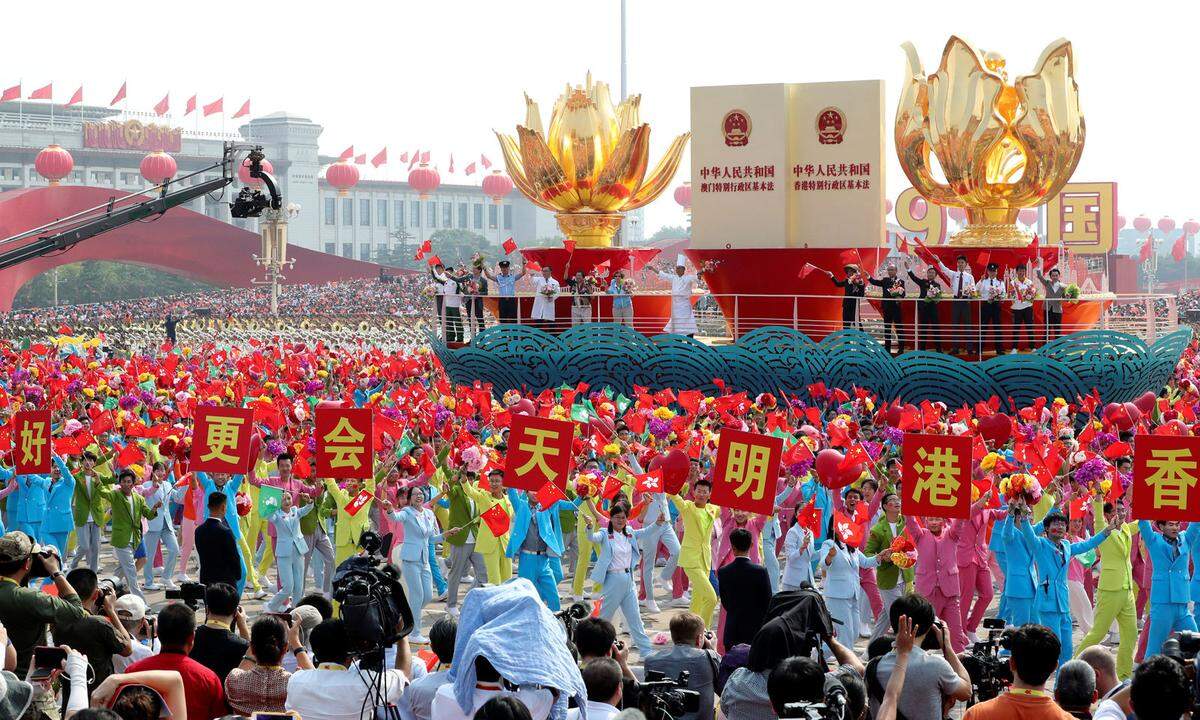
{"left": 1007, "top": 38, "right": 1085, "bottom": 206}
{"left": 624, "top": 132, "right": 691, "bottom": 211}
{"left": 895, "top": 41, "right": 961, "bottom": 207}
{"left": 517, "top": 126, "right": 580, "bottom": 211}
{"left": 495, "top": 131, "right": 558, "bottom": 212}
{"left": 523, "top": 93, "right": 544, "bottom": 137}
{"left": 615, "top": 95, "right": 641, "bottom": 135}
{"left": 591, "top": 125, "right": 650, "bottom": 211}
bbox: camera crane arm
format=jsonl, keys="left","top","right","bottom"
{"left": 0, "top": 143, "right": 280, "bottom": 273}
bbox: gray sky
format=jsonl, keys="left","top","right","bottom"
{"left": 8, "top": 0, "right": 1197, "bottom": 235}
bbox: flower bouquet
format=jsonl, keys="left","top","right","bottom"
{"left": 698, "top": 259, "right": 720, "bottom": 274}
{"left": 471, "top": 252, "right": 485, "bottom": 271}
{"left": 1064, "top": 283, "right": 1081, "bottom": 304}
{"left": 924, "top": 284, "right": 943, "bottom": 304}
{"left": 886, "top": 284, "right": 907, "bottom": 298}
{"left": 888, "top": 534, "right": 917, "bottom": 569}
{"left": 997, "top": 472, "right": 1043, "bottom": 505}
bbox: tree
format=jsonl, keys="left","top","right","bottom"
{"left": 647, "top": 225, "right": 689, "bottom": 245}
{"left": 426, "top": 229, "right": 491, "bottom": 266}
{"left": 13, "top": 261, "right": 212, "bottom": 308}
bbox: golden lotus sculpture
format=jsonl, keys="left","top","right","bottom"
{"left": 896, "top": 36, "right": 1085, "bottom": 246}
{"left": 496, "top": 73, "right": 690, "bottom": 248}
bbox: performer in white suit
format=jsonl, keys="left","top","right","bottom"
{"left": 650, "top": 255, "right": 700, "bottom": 336}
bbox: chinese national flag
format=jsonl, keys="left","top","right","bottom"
{"left": 153, "top": 93, "right": 169, "bottom": 116}
{"left": 28, "top": 83, "right": 52, "bottom": 100}
{"left": 481, "top": 153, "right": 492, "bottom": 169}
{"left": 535, "top": 479, "right": 568, "bottom": 510}
{"left": 502, "top": 237, "right": 518, "bottom": 255}
{"left": 354, "top": 154, "right": 367, "bottom": 165}
{"left": 601, "top": 475, "right": 624, "bottom": 500}
{"left": 202, "top": 97, "right": 223, "bottom": 116}
{"left": 504, "top": 414, "right": 575, "bottom": 491}
{"left": 420, "top": 151, "right": 430, "bottom": 163}
{"left": 1173, "top": 233, "right": 1188, "bottom": 263}
{"left": 1, "top": 84, "right": 19, "bottom": 102}
{"left": 839, "top": 443, "right": 872, "bottom": 471}
{"left": 797, "top": 500, "right": 823, "bottom": 536}
{"left": 315, "top": 408, "right": 373, "bottom": 479}
{"left": 448, "top": 154, "right": 455, "bottom": 173}
{"left": 1131, "top": 434, "right": 1200, "bottom": 521}
{"left": 465, "top": 162, "right": 477, "bottom": 176}
{"left": 66, "top": 86, "right": 83, "bottom": 106}
{"left": 901, "top": 433, "right": 972, "bottom": 519}
{"left": 1139, "top": 237, "right": 1154, "bottom": 263}
{"left": 339, "top": 146, "right": 354, "bottom": 161}
{"left": 798, "top": 263, "right": 822, "bottom": 280}
{"left": 1104, "top": 441, "right": 1132, "bottom": 460}
{"left": 344, "top": 488, "right": 374, "bottom": 516}
{"left": 371, "top": 147, "right": 388, "bottom": 168}
{"left": 185, "top": 94, "right": 197, "bottom": 115}
{"left": 53, "top": 436, "right": 82, "bottom": 457}
{"left": 13, "top": 410, "right": 52, "bottom": 474}
{"left": 116, "top": 442, "right": 145, "bottom": 468}
{"left": 419, "top": 239, "right": 432, "bottom": 254}
{"left": 426, "top": 254, "right": 443, "bottom": 267}
{"left": 190, "top": 406, "right": 255, "bottom": 473}
{"left": 232, "top": 99, "right": 250, "bottom": 118}
{"left": 479, "top": 503, "right": 510, "bottom": 537}
{"left": 710, "top": 428, "right": 784, "bottom": 515}
{"left": 110, "top": 81, "right": 126, "bottom": 106}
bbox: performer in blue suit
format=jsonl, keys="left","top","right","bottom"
{"left": 505, "top": 488, "right": 583, "bottom": 610}
{"left": 1139, "top": 518, "right": 1198, "bottom": 656}
{"left": 42, "top": 455, "right": 76, "bottom": 561}
{"left": 1016, "top": 509, "right": 1112, "bottom": 666}
{"left": 1001, "top": 510, "right": 1045, "bottom": 627}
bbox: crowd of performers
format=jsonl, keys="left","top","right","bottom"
{"left": 0, "top": 332, "right": 1197, "bottom": 683}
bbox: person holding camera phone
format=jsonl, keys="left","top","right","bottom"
{"left": 0, "top": 530, "right": 86, "bottom": 678}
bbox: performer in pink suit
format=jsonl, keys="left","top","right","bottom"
{"left": 905, "top": 513, "right": 968, "bottom": 653}
{"left": 957, "top": 491, "right": 1006, "bottom": 641}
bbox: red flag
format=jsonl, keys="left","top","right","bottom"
{"left": 28, "top": 83, "right": 52, "bottom": 100}
{"left": 354, "top": 154, "right": 366, "bottom": 165}
{"left": 1028, "top": 233, "right": 1040, "bottom": 264}
{"left": 465, "top": 162, "right": 477, "bottom": 176}
{"left": 117, "top": 442, "right": 145, "bottom": 468}
{"left": 371, "top": 147, "right": 388, "bottom": 168}
{"left": 153, "top": 93, "right": 169, "bottom": 116}
{"left": 1, "top": 84, "right": 19, "bottom": 102}
{"left": 232, "top": 99, "right": 250, "bottom": 118}
{"left": 66, "top": 86, "right": 83, "bottom": 107}
{"left": 202, "top": 97, "right": 223, "bottom": 116}
{"left": 798, "top": 263, "right": 822, "bottom": 280}
{"left": 839, "top": 443, "right": 872, "bottom": 471}
{"left": 481, "top": 154, "right": 492, "bottom": 169}
{"left": 408, "top": 149, "right": 420, "bottom": 170}
{"left": 535, "top": 480, "right": 568, "bottom": 510}
{"left": 185, "top": 94, "right": 197, "bottom": 115}
{"left": 344, "top": 488, "right": 373, "bottom": 516}
{"left": 798, "top": 500, "right": 823, "bottom": 536}
{"left": 420, "top": 151, "right": 430, "bottom": 163}
{"left": 897, "top": 235, "right": 910, "bottom": 255}
{"left": 426, "top": 254, "right": 443, "bottom": 267}
{"left": 525, "top": 259, "right": 542, "bottom": 272}
{"left": 635, "top": 471, "right": 663, "bottom": 493}
{"left": 419, "top": 239, "right": 432, "bottom": 254}
{"left": 601, "top": 476, "right": 623, "bottom": 500}
{"left": 832, "top": 510, "right": 864, "bottom": 546}
{"left": 339, "top": 146, "right": 354, "bottom": 161}
{"left": 502, "top": 237, "right": 518, "bottom": 255}
{"left": 480, "top": 503, "right": 510, "bottom": 536}
{"left": 1104, "top": 441, "right": 1132, "bottom": 460}
{"left": 1069, "top": 497, "right": 1088, "bottom": 520}
{"left": 1139, "top": 237, "right": 1154, "bottom": 263}
{"left": 53, "top": 436, "right": 82, "bottom": 457}
{"left": 448, "top": 154, "right": 455, "bottom": 174}
{"left": 110, "top": 81, "right": 126, "bottom": 106}
{"left": 1173, "top": 233, "right": 1187, "bottom": 263}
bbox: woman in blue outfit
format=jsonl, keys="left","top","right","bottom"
{"left": 386, "top": 485, "right": 462, "bottom": 643}
{"left": 820, "top": 518, "right": 886, "bottom": 648}
{"left": 266, "top": 491, "right": 314, "bottom": 612}
{"left": 582, "top": 499, "right": 653, "bottom": 657}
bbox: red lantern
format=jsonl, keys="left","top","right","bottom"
{"left": 1158, "top": 217, "right": 1176, "bottom": 234}
{"left": 140, "top": 151, "right": 177, "bottom": 185}
{"left": 408, "top": 162, "right": 441, "bottom": 200}
{"left": 673, "top": 182, "right": 692, "bottom": 212}
{"left": 35, "top": 144, "right": 73, "bottom": 186}
{"left": 1185, "top": 219, "right": 1200, "bottom": 236}
{"left": 238, "top": 157, "right": 274, "bottom": 187}
{"left": 1017, "top": 208, "right": 1038, "bottom": 226}
{"left": 1133, "top": 215, "right": 1152, "bottom": 233}
{"left": 325, "top": 160, "right": 359, "bottom": 197}
{"left": 481, "top": 170, "right": 513, "bottom": 204}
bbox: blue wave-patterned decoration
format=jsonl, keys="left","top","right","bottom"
{"left": 428, "top": 324, "right": 1193, "bottom": 405}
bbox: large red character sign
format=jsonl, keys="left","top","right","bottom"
{"left": 13, "top": 410, "right": 51, "bottom": 474}
{"left": 1132, "top": 435, "right": 1200, "bottom": 522}
{"left": 902, "top": 433, "right": 972, "bottom": 519}
{"left": 315, "top": 408, "right": 374, "bottom": 479}
{"left": 710, "top": 429, "right": 783, "bottom": 515}
{"left": 503, "top": 414, "right": 574, "bottom": 492}
{"left": 191, "top": 407, "right": 255, "bottom": 474}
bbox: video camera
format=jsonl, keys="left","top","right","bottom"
{"left": 639, "top": 670, "right": 701, "bottom": 720}
{"left": 164, "top": 581, "right": 207, "bottom": 609}
{"left": 331, "top": 531, "right": 412, "bottom": 666}
{"left": 554, "top": 602, "right": 589, "bottom": 643}
{"left": 960, "top": 617, "right": 1014, "bottom": 705}
{"left": 779, "top": 675, "right": 848, "bottom": 720}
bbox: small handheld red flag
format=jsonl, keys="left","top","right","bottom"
{"left": 479, "top": 503, "right": 510, "bottom": 537}
{"left": 535, "top": 480, "right": 568, "bottom": 510}
{"left": 344, "top": 488, "right": 373, "bottom": 516}
{"left": 502, "top": 237, "right": 518, "bottom": 255}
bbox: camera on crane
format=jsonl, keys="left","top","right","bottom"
{"left": 230, "top": 147, "right": 281, "bottom": 218}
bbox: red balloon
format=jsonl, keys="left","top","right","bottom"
{"left": 978, "top": 413, "right": 1012, "bottom": 446}
{"left": 1132, "top": 391, "right": 1157, "bottom": 416}
{"left": 815, "top": 448, "right": 862, "bottom": 490}
{"left": 1103, "top": 402, "right": 1136, "bottom": 432}
{"left": 512, "top": 398, "right": 535, "bottom": 416}
{"left": 661, "top": 449, "right": 690, "bottom": 495}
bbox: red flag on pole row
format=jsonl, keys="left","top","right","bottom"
{"left": 502, "top": 237, "right": 518, "bottom": 255}
{"left": 354, "top": 154, "right": 366, "bottom": 165}
{"left": 110, "top": 81, "right": 126, "bottom": 106}
{"left": 202, "top": 97, "right": 223, "bottom": 116}
{"left": 465, "top": 162, "right": 477, "bottom": 176}
{"left": 232, "top": 99, "right": 250, "bottom": 118}
{"left": 371, "top": 148, "right": 388, "bottom": 168}
{"left": 1139, "top": 237, "right": 1154, "bottom": 263}
{"left": 29, "top": 83, "right": 52, "bottom": 100}
{"left": 409, "top": 149, "right": 420, "bottom": 169}
{"left": 398, "top": 152, "right": 409, "bottom": 163}
{"left": 185, "top": 95, "right": 197, "bottom": 115}
{"left": 66, "top": 86, "right": 83, "bottom": 106}
{"left": 190, "top": 406, "right": 255, "bottom": 473}
{"left": 153, "top": 94, "right": 169, "bottom": 116}
{"left": 481, "top": 154, "right": 492, "bottom": 169}
{"left": 13, "top": 410, "right": 52, "bottom": 474}
{"left": 420, "top": 151, "right": 430, "bottom": 163}
{"left": 448, "top": 154, "right": 455, "bottom": 173}
{"left": 339, "top": 146, "right": 354, "bottom": 161}
{"left": 315, "top": 408, "right": 374, "bottom": 479}
{"left": 1173, "top": 233, "right": 1187, "bottom": 263}
{"left": 710, "top": 429, "right": 784, "bottom": 515}
{"left": 1, "top": 84, "right": 19, "bottom": 102}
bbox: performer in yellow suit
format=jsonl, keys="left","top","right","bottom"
{"left": 463, "top": 469, "right": 514, "bottom": 586}
{"left": 670, "top": 478, "right": 720, "bottom": 624}
{"left": 1073, "top": 495, "right": 1140, "bottom": 679}
{"left": 324, "top": 475, "right": 378, "bottom": 565}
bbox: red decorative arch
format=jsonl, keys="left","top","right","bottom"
{"left": 0, "top": 186, "right": 405, "bottom": 311}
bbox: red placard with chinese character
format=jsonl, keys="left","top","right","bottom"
{"left": 315, "top": 408, "right": 374, "bottom": 479}
{"left": 710, "top": 429, "right": 783, "bottom": 515}
{"left": 503, "top": 414, "right": 574, "bottom": 491}
{"left": 190, "top": 407, "right": 255, "bottom": 474}
{"left": 902, "top": 433, "right": 972, "bottom": 519}
{"left": 13, "top": 410, "right": 51, "bottom": 474}
{"left": 1132, "top": 434, "right": 1200, "bottom": 521}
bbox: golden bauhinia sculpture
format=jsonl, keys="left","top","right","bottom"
{"left": 496, "top": 73, "right": 691, "bottom": 248}
{"left": 896, "top": 36, "right": 1085, "bottom": 247}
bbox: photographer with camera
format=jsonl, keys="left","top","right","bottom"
{"left": 111, "top": 596, "right": 159, "bottom": 672}
{"left": 574, "top": 617, "right": 640, "bottom": 713}
{"left": 54, "top": 569, "right": 132, "bottom": 689}
{"left": 865, "top": 593, "right": 971, "bottom": 720}
{"left": 1092, "top": 654, "right": 1193, "bottom": 720}
{"left": 286, "top": 618, "right": 411, "bottom": 720}
{"left": 645, "top": 613, "right": 718, "bottom": 720}
{"left": 189, "top": 582, "right": 250, "bottom": 684}
{"left": 0, "top": 530, "right": 85, "bottom": 677}
{"left": 962, "top": 624, "right": 1079, "bottom": 719}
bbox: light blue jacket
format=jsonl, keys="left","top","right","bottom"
{"left": 139, "top": 477, "right": 176, "bottom": 533}
{"left": 42, "top": 457, "right": 76, "bottom": 534}
{"left": 270, "top": 504, "right": 314, "bottom": 558}
{"left": 1018, "top": 517, "right": 1110, "bottom": 614}
{"left": 588, "top": 527, "right": 646, "bottom": 586}
{"left": 1002, "top": 517, "right": 1045, "bottom": 599}
{"left": 390, "top": 506, "right": 444, "bottom": 563}
{"left": 13, "top": 474, "right": 50, "bottom": 524}
{"left": 1139, "top": 520, "right": 1196, "bottom": 605}
{"left": 820, "top": 539, "right": 879, "bottom": 600}
{"left": 197, "top": 472, "right": 245, "bottom": 538}
{"left": 505, "top": 489, "right": 582, "bottom": 559}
